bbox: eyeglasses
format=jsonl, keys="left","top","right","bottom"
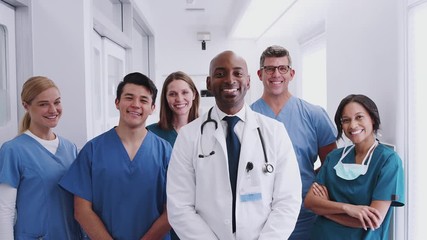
{"left": 261, "top": 65, "right": 291, "bottom": 75}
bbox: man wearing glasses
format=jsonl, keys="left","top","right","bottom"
{"left": 251, "top": 45, "right": 337, "bottom": 240}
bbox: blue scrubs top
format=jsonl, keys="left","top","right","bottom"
{"left": 312, "top": 144, "right": 405, "bottom": 240}
{"left": 251, "top": 96, "right": 337, "bottom": 239}
{"left": 59, "top": 128, "right": 171, "bottom": 240}
{"left": 147, "top": 123, "right": 177, "bottom": 146}
{"left": 0, "top": 134, "right": 80, "bottom": 239}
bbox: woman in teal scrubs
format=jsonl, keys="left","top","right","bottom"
{"left": 304, "top": 94, "right": 405, "bottom": 240}
{"left": 147, "top": 71, "right": 200, "bottom": 240}
{"left": 0, "top": 76, "right": 80, "bottom": 239}
{"left": 147, "top": 71, "right": 200, "bottom": 146}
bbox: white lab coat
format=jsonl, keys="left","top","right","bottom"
{"left": 167, "top": 105, "right": 302, "bottom": 240}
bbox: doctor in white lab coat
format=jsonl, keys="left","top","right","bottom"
{"left": 167, "top": 50, "right": 302, "bottom": 240}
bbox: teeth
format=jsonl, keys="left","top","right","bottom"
{"left": 270, "top": 80, "right": 283, "bottom": 85}
{"left": 129, "top": 111, "right": 142, "bottom": 116}
{"left": 223, "top": 89, "right": 237, "bottom": 93}
{"left": 46, "top": 116, "right": 57, "bottom": 119}
{"left": 174, "top": 104, "right": 186, "bottom": 108}
{"left": 351, "top": 129, "right": 363, "bottom": 135}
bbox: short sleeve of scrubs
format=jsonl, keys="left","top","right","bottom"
{"left": 315, "top": 149, "right": 340, "bottom": 185}
{"left": 312, "top": 106, "right": 337, "bottom": 148}
{"left": 59, "top": 140, "right": 95, "bottom": 202}
{"left": 372, "top": 148, "right": 405, "bottom": 206}
{"left": 0, "top": 140, "right": 22, "bottom": 188}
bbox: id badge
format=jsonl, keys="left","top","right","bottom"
{"left": 240, "top": 171, "right": 262, "bottom": 202}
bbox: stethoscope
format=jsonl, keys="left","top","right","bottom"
{"left": 199, "top": 107, "right": 274, "bottom": 174}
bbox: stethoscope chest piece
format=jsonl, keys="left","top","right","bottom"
{"left": 263, "top": 163, "right": 274, "bottom": 173}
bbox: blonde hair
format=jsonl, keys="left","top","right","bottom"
{"left": 19, "top": 76, "right": 59, "bottom": 133}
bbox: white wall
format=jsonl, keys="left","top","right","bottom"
{"left": 154, "top": 27, "right": 259, "bottom": 95}
{"left": 29, "top": 0, "right": 91, "bottom": 148}
{"left": 326, "top": 0, "right": 404, "bottom": 149}
{"left": 144, "top": 20, "right": 261, "bottom": 121}
{"left": 10, "top": 0, "right": 406, "bottom": 166}
{"left": 325, "top": 1, "right": 405, "bottom": 238}
{"left": 136, "top": 0, "right": 404, "bottom": 150}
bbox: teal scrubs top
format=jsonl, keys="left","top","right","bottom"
{"left": 312, "top": 144, "right": 405, "bottom": 239}
{"left": 147, "top": 123, "right": 177, "bottom": 146}
{"left": 147, "top": 123, "right": 180, "bottom": 240}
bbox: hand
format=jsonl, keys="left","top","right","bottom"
{"left": 342, "top": 204, "right": 382, "bottom": 230}
{"left": 312, "top": 182, "right": 329, "bottom": 200}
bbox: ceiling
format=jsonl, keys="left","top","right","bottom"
{"left": 146, "top": 0, "right": 241, "bottom": 30}
{"left": 145, "top": 0, "right": 326, "bottom": 42}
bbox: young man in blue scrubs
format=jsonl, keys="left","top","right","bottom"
{"left": 251, "top": 45, "right": 337, "bottom": 239}
{"left": 60, "top": 72, "right": 172, "bottom": 240}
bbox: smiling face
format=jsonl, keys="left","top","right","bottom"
{"left": 24, "top": 87, "right": 62, "bottom": 133}
{"left": 206, "top": 51, "right": 250, "bottom": 115}
{"left": 166, "top": 79, "right": 195, "bottom": 118}
{"left": 115, "top": 83, "right": 154, "bottom": 129}
{"left": 257, "top": 56, "right": 294, "bottom": 97}
{"left": 340, "top": 102, "right": 375, "bottom": 146}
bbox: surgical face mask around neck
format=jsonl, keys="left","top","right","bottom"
{"left": 333, "top": 141, "right": 378, "bottom": 180}
{"left": 334, "top": 159, "right": 368, "bottom": 180}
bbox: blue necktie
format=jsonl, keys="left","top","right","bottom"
{"left": 223, "top": 116, "right": 240, "bottom": 233}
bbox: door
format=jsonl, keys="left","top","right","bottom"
{"left": 0, "top": 1, "right": 17, "bottom": 145}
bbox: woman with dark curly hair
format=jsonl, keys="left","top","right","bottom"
{"left": 305, "top": 94, "right": 405, "bottom": 240}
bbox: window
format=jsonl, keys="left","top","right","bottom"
{"left": 88, "top": 2, "right": 154, "bottom": 139}
{"left": 0, "top": 25, "right": 8, "bottom": 127}
{"left": 88, "top": 33, "right": 125, "bottom": 139}
{"left": 87, "top": 30, "right": 105, "bottom": 139}
{"left": 106, "top": 52, "right": 124, "bottom": 121}
{"left": 0, "top": 1, "right": 17, "bottom": 145}
{"left": 301, "top": 33, "right": 327, "bottom": 169}
{"left": 407, "top": 1, "right": 427, "bottom": 239}
{"left": 301, "top": 33, "right": 327, "bottom": 109}
{"left": 93, "top": 0, "right": 123, "bottom": 31}
{"left": 132, "top": 19, "right": 150, "bottom": 75}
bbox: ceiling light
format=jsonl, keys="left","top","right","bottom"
{"left": 230, "top": 0, "right": 297, "bottom": 39}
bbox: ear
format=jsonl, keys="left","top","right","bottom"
{"left": 22, "top": 101, "right": 29, "bottom": 110}
{"left": 150, "top": 104, "right": 155, "bottom": 115}
{"left": 289, "top": 68, "right": 295, "bottom": 80}
{"left": 206, "top": 76, "right": 211, "bottom": 91}
{"left": 115, "top": 99, "right": 120, "bottom": 109}
{"left": 247, "top": 75, "right": 251, "bottom": 89}
{"left": 192, "top": 90, "right": 196, "bottom": 100}
{"left": 257, "top": 69, "right": 263, "bottom": 80}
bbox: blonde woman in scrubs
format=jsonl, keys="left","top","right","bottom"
{"left": 0, "top": 76, "right": 80, "bottom": 239}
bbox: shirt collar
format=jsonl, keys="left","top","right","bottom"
{"left": 215, "top": 104, "right": 247, "bottom": 122}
